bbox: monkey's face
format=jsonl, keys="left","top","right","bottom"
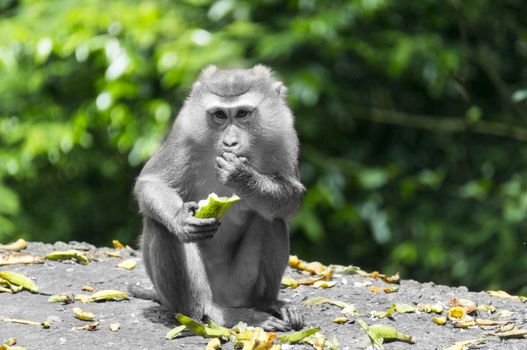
{"left": 181, "top": 65, "right": 297, "bottom": 174}
{"left": 204, "top": 93, "right": 260, "bottom": 158}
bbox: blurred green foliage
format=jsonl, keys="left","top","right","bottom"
{"left": 1, "top": 0, "right": 527, "bottom": 293}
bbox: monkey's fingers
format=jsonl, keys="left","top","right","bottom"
{"left": 183, "top": 202, "right": 200, "bottom": 214}
{"left": 188, "top": 232, "right": 215, "bottom": 241}
{"left": 221, "top": 152, "right": 237, "bottom": 161}
{"left": 215, "top": 156, "right": 235, "bottom": 171}
{"left": 184, "top": 216, "right": 218, "bottom": 227}
{"left": 259, "top": 316, "right": 291, "bottom": 332}
{"left": 185, "top": 224, "right": 220, "bottom": 233}
{"left": 280, "top": 305, "right": 304, "bottom": 331}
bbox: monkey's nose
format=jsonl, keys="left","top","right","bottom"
{"left": 223, "top": 139, "right": 238, "bottom": 148}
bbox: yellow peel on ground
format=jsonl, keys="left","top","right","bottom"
{"left": 2, "top": 318, "right": 51, "bottom": 328}
{"left": 75, "top": 290, "right": 129, "bottom": 303}
{"left": 313, "top": 280, "right": 335, "bottom": 289}
{"left": 72, "top": 307, "right": 95, "bottom": 321}
{"left": 417, "top": 303, "right": 443, "bottom": 313}
{"left": 117, "top": 258, "right": 136, "bottom": 270}
{"left": 447, "top": 306, "right": 466, "bottom": 319}
{"left": 433, "top": 316, "right": 447, "bottom": 325}
{"left": 0, "top": 271, "right": 38, "bottom": 293}
{"left": 0, "top": 253, "right": 45, "bottom": 266}
{"left": 194, "top": 193, "right": 240, "bottom": 219}
{"left": 487, "top": 290, "right": 527, "bottom": 303}
{"left": 74, "top": 321, "right": 99, "bottom": 331}
{"left": 45, "top": 250, "right": 89, "bottom": 265}
{"left": 332, "top": 317, "right": 348, "bottom": 324}
{"left": 175, "top": 314, "right": 230, "bottom": 339}
{"left": 166, "top": 325, "right": 187, "bottom": 340}
{"left": 112, "top": 240, "right": 125, "bottom": 249}
{"left": 0, "top": 239, "right": 28, "bottom": 252}
{"left": 357, "top": 319, "right": 414, "bottom": 346}
{"left": 278, "top": 327, "right": 320, "bottom": 343}
{"left": 48, "top": 293, "right": 73, "bottom": 304}
{"left": 89, "top": 289, "right": 129, "bottom": 302}
{"left": 304, "top": 296, "right": 350, "bottom": 309}
{"left": 443, "top": 338, "right": 488, "bottom": 350}
{"left": 206, "top": 338, "right": 221, "bottom": 350}
{"left": 492, "top": 329, "right": 527, "bottom": 339}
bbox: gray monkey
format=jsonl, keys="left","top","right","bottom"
{"left": 134, "top": 65, "right": 305, "bottom": 331}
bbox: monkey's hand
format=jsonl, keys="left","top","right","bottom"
{"left": 215, "top": 152, "right": 251, "bottom": 189}
{"left": 171, "top": 202, "right": 220, "bottom": 243}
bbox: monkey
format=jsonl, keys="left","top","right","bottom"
{"left": 134, "top": 65, "right": 305, "bottom": 331}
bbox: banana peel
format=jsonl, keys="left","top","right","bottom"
{"left": 0, "top": 271, "right": 38, "bottom": 293}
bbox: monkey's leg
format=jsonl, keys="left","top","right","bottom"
{"left": 254, "top": 219, "right": 304, "bottom": 330}
{"left": 142, "top": 219, "right": 213, "bottom": 320}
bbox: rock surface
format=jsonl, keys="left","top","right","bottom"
{"left": 1, "top": 242, "right": 527, "bottom": 350}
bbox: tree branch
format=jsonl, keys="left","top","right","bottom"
{"left": 348, "top": 105, "right": 527, "bottom": 142}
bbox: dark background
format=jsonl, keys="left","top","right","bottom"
{"left": 1, "top": 0, "right": 526, "bottom": 294}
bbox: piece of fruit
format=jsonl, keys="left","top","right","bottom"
{"left": 194, "top": 193, "right": 240, "bottom": 219}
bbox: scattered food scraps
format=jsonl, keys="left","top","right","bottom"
{"left": 74, "top": 322, "right": 99, "bottom": 331}
{"left": 371, "top": 286, "right": 399, "bottom": 294}
{"left": 332, "top": 317, "right": 348, "bottom": 324}
{"left": 48, "top": 293, "right": 73, "bottom": 304}
{"left": 105, "top": 251, "right": 122, "bottom": 258}
{"left": 109, "top": 323, "right": 120, "bottom": 332}
{"left": 313, "top": 280, "right": 335, "bottom": 289}
{"left": 447, "top": 306, "right": 466, "bottom": 320}
{"left": 2, "top": 318, "right": 51, "bottom": 329}
{"left": 303, "top": 332, "right": 340, "bottom": 350}
{"left": 205, "top": 338, "right": 221, "bottom": 350}
{"left": 289, "top": 255, "right": 328, "bottom": 275}
{"left": 175, "top": 314, "right": 230, "bottom": 339}
{"left": 417, "top": 303, "right": 443, "bottom": 313}
{"left": 112, "top": 240, "right": 125, "bottom": 249}
{"left": 46, "top": 250, "right": 89, "bottom": 265}
{"left": 0, "top": 271, "right": 38, "bottom": 293}
{"left": 433, "top": 316, "right": 447, "bottom": 325}
{"left": 443, "top": 337, "right": 488, "bottom": 350}
{"left": 487, "top": 290, "right": 527, "bottom": 303}
{"left": 278, "top": 327, "right": 320, "bottom": 343}
{"left": 165, "top": 325, "right": 187, "bottom": 340}
{"left": 357, "top": 319, "right": 414, "bottom": 348}
{"left": 75, "top": 289, "right": 129, "bottom": 303}
{"left": 72, "top": 307, "right": 95, "bottom": 321}
{"left": 304, "top": 296, "right": 353, "bottom": 310}
{"left": 0, "top": 239, "right": 28, "bottom": 252}
{"left": 491, "top": 328, "right": 527, "bottom": 339}
{"left": 0, "top": 253, "right": 44, "bottom": 266}
{"left": 81, "top": 285, "right": 96, "bottom": 292}
{"left": 117, "top": 258, "right": 137, "bottom": 270}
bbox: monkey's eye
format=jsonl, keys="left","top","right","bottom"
{"left": 213, "top": 110, "right": 228, "bottom": 120}
{"left": 236, "top": 109, "right": 249, "bottom": 119}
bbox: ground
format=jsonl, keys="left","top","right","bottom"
{"left": 1, "top": 242, "right": 526, "bottom": 350}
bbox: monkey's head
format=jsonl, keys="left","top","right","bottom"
{"left": 176, "top": 65, "right": 298, "bottom": 174}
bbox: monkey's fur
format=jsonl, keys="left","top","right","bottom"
{"left": 134, "top": 65, "right": 305, "bottom": 331}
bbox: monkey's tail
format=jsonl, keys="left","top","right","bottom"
{"left": 127, "top": 283, "right": 160, "bottom": 303}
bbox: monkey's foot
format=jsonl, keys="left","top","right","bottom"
{"left": 253, "top": 312, "right": 291, "bottom": 332}
{"left": 261, "top": 301, "right": 304, "bottom": 331}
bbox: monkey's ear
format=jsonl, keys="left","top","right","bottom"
{"left": 273, "top": 81, "right": 288, "bottom": 98}
{"left": 252, "top": 64, "right": 272, "bottom": 77}
{"left": 201, "top": 65, "right": 218, "bottom": 78}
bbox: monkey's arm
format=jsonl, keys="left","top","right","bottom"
{"left": 134, "top": 175, "right": 220, "bottom": 242}
{"left": 216, "top": 153, "right": 305, "bottom": 219}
